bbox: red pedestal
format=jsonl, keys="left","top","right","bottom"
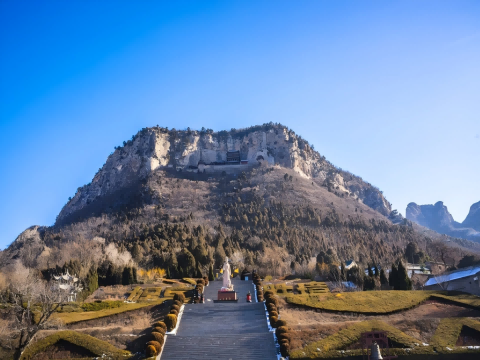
{"left": 217, "top": 290, "right": 237, "bottom": 301}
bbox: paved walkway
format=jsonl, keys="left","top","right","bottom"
{"left": 161, "top": 279, "right": 277, "bottom": 360}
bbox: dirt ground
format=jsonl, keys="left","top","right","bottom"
{"left": 279, "top": 298, "right": 480, "bottom": 351}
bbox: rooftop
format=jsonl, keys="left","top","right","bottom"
{"left": 425, "top": 265, "right": 480, "bottom": 286}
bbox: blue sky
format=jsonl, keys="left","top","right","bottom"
{"left": 1, "top": 1, "right": 479, "bottom": 249}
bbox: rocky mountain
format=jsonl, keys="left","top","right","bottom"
{"left": 406, "top": 201, "right": 480, "bottom": 242}
{"left": 3, "top": 124, "right": 478, "bottom": 279}
{"left": 56, "top": 124, "right": 391, "bottom": 225}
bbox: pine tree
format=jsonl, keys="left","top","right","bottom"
{"left": 374, "top": 264, "right": 379, "bottom": 277}
{"left": 122, "top": 267, "right": 131, "bottom": 285}
{"left": 363, "top": 275, "right": 375, "bottom": 291}
{"left": 132, "top": 267, "right": 138, "bottom": 284}
{"left": 380, "top": 269, "right": 388, "bottom": 285}
{"left": 209, "top": 264, "right": 215, "bottom": 281}
{"left": 166, "top": 267, "right": 171, "bottom": 279}
{"left": 389, "top": 263, "right": 397, "bottom": 287}
{"left": 340, "top": 262, "right": 346, "bottom": 281}
{"left": 396, "top": 261, "right": 412, "bottom": 290}
{"left": 106, "top": 264, "right": 115, "bottom": 286}
{"left": 195, "top": 262, "right": 203, "bottom": 278}
{"left": 85, "top": 266, "right": 98, "bottom": 294}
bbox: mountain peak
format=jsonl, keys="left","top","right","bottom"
{"left": 56, "top": 124, "right": 391, "bottom": 225}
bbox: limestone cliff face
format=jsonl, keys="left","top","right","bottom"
{"left": 56, "top": 125, "right": 392, "bottom": 223}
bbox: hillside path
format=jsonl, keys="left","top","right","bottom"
{"left": 161, "top": 279, "right": 277, "bottom": 360}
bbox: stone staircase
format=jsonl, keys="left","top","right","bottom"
{"left": 161, "top": 279, "right": 277, "bottom": 360}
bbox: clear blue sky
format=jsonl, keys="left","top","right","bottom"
{"left": 1, "top": 1, "right": 479, "bottom": 249}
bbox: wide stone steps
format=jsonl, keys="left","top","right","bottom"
{"left": 162, "top": 333, "right": 277, "bottom": 360}
{"left": 160, "top": 279, "right": 276, "bottom": 360}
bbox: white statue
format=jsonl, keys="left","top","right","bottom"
{"left": 222, "top": 257, "right": 232, "bottom": 290}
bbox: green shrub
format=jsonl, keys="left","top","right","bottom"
{"left": 276, "top": 319, "right": 287, "bottom": 328}
{"left": 277, "top": 332, "right": 289, "bottom": 343}
{"left": 171, "top": 304, "right": 180, "bottom": 312}
{"left": 264, "top": 290, "right": 274, "bottom": 297}
{"left": 197, "top": 279, "right": 205, "bottom": 286}
{"left": 276, "top": 326, "right": 288, "bottom": 336}
{"left": 153, "top": 326, "right": 166, "bottom": 335}
{"left": 146, "top": 340, "right": 161, "bottom": 354}
{"left": 270, "top": 316, "right": 278, "bottom": 327}
{"left": 151, "top": 332, "right": 164, "bottom": 345}
{"left": 146, "top": 344, "right": 157, "bottom": 357}
{"left": 267, "top": 303, "right": 277, "bottom": 312}
{"left": 269, "top": 311, "right": 278, "bottom": 318}
{"left": 266, "top": 296, "right": 278, "bottom": 308}
{"left": 154, "top": 321, "right": 167, "bottom": 331}
{"left": 80, "top": 300, "right": 123, "bottom": 312}
{"left": 165, "top": 314, "right": 177, "bottom": 331}
{"left": 173, "top": 300, "right": 182, "bottom": 308}
{"left": 280, "top": 339, "right": 290, "bottom": 349}
{"left": 170, "top": 309, "right": 179, "bottom": 316}
{"left": 280, "top": 343, "right": 290, "bottom": 357}
{"left": 173, "top": 293, "right": 185, "bottom": 303}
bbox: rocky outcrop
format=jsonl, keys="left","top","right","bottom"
{"left": 56, "top": 125, "right": 392, "bottom": 224}
{"left": 406, "top": 201, "right": 480, "bottom": 242}
{"left": 463, "top": 201, "right": 480, "bottom": 232}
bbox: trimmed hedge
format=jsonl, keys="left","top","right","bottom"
{"left": 80, "top": 300, "right": 123, "bottom": 312}
{"left": 171, "top": 304, "right": 180, "bottom": 312}
{"left": 173, "top": 300, "right": 183, "bottom": 308}
{"left": 20, "top": 330, "right": 129, "bottom": 360}
{"left": 151, "top": 332, "right": 165, "bottom": 346}
{"left": 165, "top": 314, "right": 177, "bottom": 331}
{"left": 276, "top": 326, "right": 288, "bottom": 336}
{"left": 276, "top": 319, "right": 287, "bottom": 328}
{"left": 146, "top": 344, "right": 157, "bottom": 357}
{"left": 127, "top": 286, "right": 142, "bottom": 301}
{"left": 170, "top": 309, "right": 179, "bottom": 316}
{"left": 173, "top": 293, "right": 185, "bottom": 303}
{"left": 147, "top": 340, "right": 161, "bottom": 355}
{"left": 154, "top": 321, "right": 167, "bottom": 331}
{"left": 153, "top": 326, "right": 166, "bottom": 335}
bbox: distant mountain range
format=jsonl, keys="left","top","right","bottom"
{"left": 406, "top": 201, "right": 480, "bottom": 242}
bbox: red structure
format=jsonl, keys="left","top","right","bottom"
{"left": 361, "top": 331, "right": 397, "bottom": 360}
{"left": 217, "top": 290, "right": 237, "bottom": 301}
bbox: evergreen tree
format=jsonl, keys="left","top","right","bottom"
{"left": 340, "top": 262, "right": 346, "bottom": 281}
{"left": 209, "top": 264, "right": 215, "bottom": 281}
{"left": 166, "top": 267, "right": 171, "bottom": 279}
{"left": 132, "top": 267, "right": 138, "bottom": 284}
{"left": 374, "top": 264, "right": 379, "bottom": 277}
{"left": 195, "top": 262, "right": 203, "bottom": 278}
{"left": 122, "top": 267, "right": 132, "bottom": 285}
{"left": 85, "top": 266, "right": 98, "bottom": 294}
{"left": 363, "top": 275, "right": 375, "bottom": 291}
{"left": 380, "top": 268, "right": 388, "bottom": 285}
{"left": 106, "top": 264, "right": 115, "bottom": 286}
{"left": 396, "top": 261, "right": 412, "bottom": 290}
{"left": 389, "top": 263, "right": 397, "bottom": 287}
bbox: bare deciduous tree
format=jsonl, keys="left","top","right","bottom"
{"left": 0, "top": 263, "right": 66, "bottom": 360}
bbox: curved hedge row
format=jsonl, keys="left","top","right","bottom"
{"left": 144, "top": 295, "right": 186, "bottom": 358}
{"left": 20, "top": 330, "right": 130, "bottom": 360}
